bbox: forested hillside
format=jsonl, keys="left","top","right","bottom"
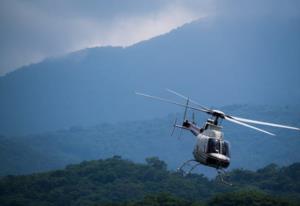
{"left": 0, "top": 157, "right": 299, "bottom": 206}
{"left": 1, "top": 105, "right": 300, "bottom": 177}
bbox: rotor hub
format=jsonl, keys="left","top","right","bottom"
{"left": 211, "top": 110, "right": 225, "bottom": 118}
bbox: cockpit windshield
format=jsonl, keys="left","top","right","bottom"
{"left": 207, "top": 138, "right": 230, "bottom": 157}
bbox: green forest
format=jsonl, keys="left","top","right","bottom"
{"left": 0, "top": 156, "right": 299, "bottom": 206}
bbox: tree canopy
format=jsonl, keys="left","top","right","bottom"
{"left": 0, "top": 157, "right": 299, "bottom": 206}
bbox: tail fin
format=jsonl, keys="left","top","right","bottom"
{"left": 179, "top": 98, "right": 189, "bottom": 139}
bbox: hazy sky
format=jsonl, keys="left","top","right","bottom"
{"left": 0, "top": 0, "right": 299, "bottom": 75}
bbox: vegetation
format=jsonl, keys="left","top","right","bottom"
{"left": 207, "top": 189, "right": 297, "bottom": 206}
{"left": 0, "top": 156, "right": 299, "bottom": 206}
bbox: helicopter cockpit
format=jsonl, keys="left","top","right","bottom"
{"left": 207, "top": 138, "right": 230, "bottom": 157}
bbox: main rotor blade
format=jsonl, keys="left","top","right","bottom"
{"left": 224, "top": 116, "right": 275, "bottom": 136}
{"left": 135, "top": 92, "right": 208, "bottom": 113}
{"left": 165, "top": 88, "right": 210, "bottom": 111}
{"left": 230, "top": 116, "right": 300, "bottom": 131}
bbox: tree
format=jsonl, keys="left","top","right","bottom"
{"left": 145, "top": 157, "right": 167, "bottom": 170}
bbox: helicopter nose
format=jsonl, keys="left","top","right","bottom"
{"left": 209, "top": 153, "right": 230, "bottom": 168}
{"left": 210, "top": 153, "right": 230, "bottom": 162}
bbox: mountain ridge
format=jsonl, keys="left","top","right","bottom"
{"left": 1, "top": 17, "right": 299, "bottom": 135}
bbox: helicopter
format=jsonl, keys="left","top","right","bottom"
{"left": 136, "top": 89, "right": 300, "bottom": 185}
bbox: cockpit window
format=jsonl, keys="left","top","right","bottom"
{"left": 207, "top": 138, "right": 230, "bottom": 157}
{"left": 222, "top": 141, "right": 230, "bottom": 157}
{"left": 207, "top": 138, "right": 220, "bottom": 153}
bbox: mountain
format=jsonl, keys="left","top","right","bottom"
{"left": 0, "top": 16, "right": 300, "bottom": 135}
{"left": 0, "top": 157, "right": 299, "bottom": 206}
{"left": 1, "top": 104, "right": 300, "bottom": 177}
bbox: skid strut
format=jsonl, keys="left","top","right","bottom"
{"left": 177, "top": 159, "right": 200, "bottom": 176}
{"left": 217, "top": 169, "right": 232, "bottom": 186}
{"left": 177, "top": 160, "right": 233, "bottom": 186}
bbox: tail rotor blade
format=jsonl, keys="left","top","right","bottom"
{"left": 171, "top": 117, "right": 177, "bottom": 136}
{"left": 178, "top": 98, "right": 189, "bottom": 140}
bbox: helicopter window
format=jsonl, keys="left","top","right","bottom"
{"left": 207, "top": 139, "right": 230, "bottom": 157}
{"left": 221, "top": 141, "right": 230, "bottom": 157}
{"left": 207, "top": 138, "right": 220, "bottom": 154}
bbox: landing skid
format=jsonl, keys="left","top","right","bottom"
{"left": 217, "top": 168, "right": 232, "bottom": 186}
{"left": 177, "top": 160, "right": 233, "bottom": 186}
{"left": 177, "top": 159, "right": 200, "bottom": 176}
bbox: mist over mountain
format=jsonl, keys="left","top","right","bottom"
{"left": 1, "top": 105, "right": 299, "bottom": 177}
{"left": 0, "top": 16, "right": 300, "bottom": 135}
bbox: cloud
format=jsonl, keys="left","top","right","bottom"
{"left": 0, "top": 0, "right": 299, "bottom": 75}
{"left": 214, "top": 0, "right": 300, "bottom": 21}
{"left": 0, "top": 0, "right": 213, "bottom": 75}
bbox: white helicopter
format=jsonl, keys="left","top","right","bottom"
{"left": 136, "top": 89, "right": 300, "bottom": 185}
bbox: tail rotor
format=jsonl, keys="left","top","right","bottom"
{"left": 171, "top": 117, "right": 177, "bottom": 136}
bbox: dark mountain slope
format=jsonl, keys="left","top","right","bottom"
{"left": 0, "top": 16, "right": 299, "bottom": 135}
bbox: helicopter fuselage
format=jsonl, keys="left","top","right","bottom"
{"left": 136, "top": 89, "right": 300, "bottom": 184}
{"left": 182, "top": 120, "right": 231, "bottom": 169}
